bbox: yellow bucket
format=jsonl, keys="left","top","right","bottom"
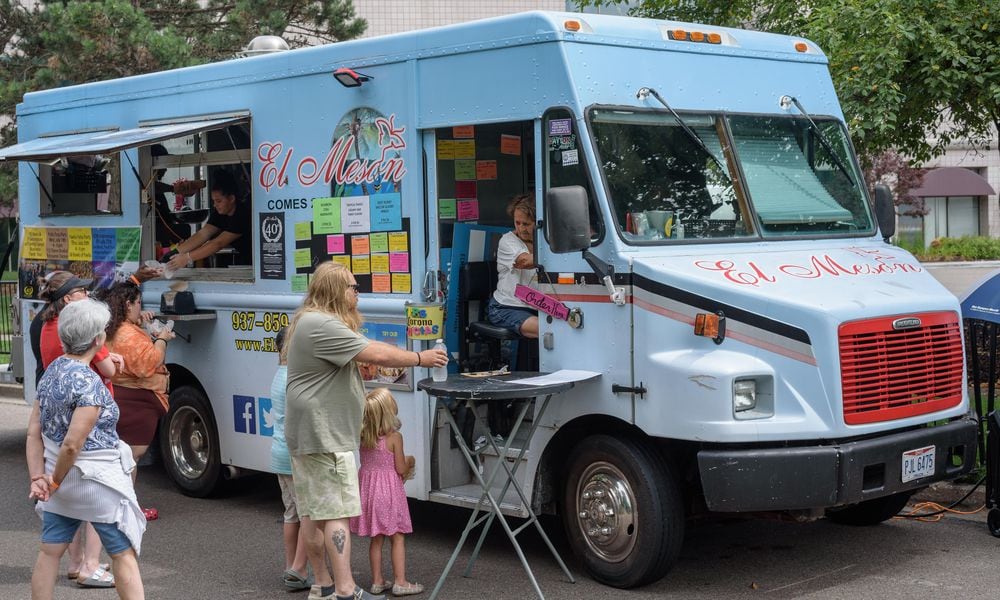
{"left": 405, "top": 304, "right": 445, "bottom": 340}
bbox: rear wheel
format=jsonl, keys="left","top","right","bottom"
{"left": 561, "top": 434, "right": 684, "bottom": 588}
{"left": 159, "top": 385, "right": 222, "bottom": 497}
{"left": 826, "top": 490, "right": 913, "bottom": 526}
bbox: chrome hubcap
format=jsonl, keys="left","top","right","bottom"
{"left": 168, "top": 405, "right": 209, "bottom": 480}
{"left": 574, "top": 461, "right": 637, "bottom": 562}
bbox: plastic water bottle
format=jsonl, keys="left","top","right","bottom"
{"left": 431, "top": 339, "right": 448, "bottom": 382}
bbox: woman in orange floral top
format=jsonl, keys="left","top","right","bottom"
{"left": 101, "top": 283, "right": 175, "bottom": 466}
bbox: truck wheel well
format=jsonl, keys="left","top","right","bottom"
{"left": 536, "top": 416, "right": 645, "bottom": 514}
{"left": 536, "top": 416, "right": 698, "bottom": 516}
{"left": 166, "top": 364, "right": 206, "bottom": 403}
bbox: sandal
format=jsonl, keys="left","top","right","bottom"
{"left": 77, "top": 565, "right": 115, "bottom": 588}
{"left": 391, "top": 582, "right": 424, "bottom": 596}
{"left": 283, "top": 568, "right": 312, "bottom": 590}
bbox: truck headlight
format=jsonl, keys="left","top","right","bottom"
{"left": 733, "top": 379, "right": 757, "bottom": 412}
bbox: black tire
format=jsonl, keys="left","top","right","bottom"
{"left": 826, "top": 490, "right": 913, "bottom": 526}
{"left": 561, "top": 434, "right": 684, "bottom": 588}
{"left": 988, "top": 509, "right": 1000, "bottom": 538}
{"left": 159, "top": 385, "right": 223, "bottom": 497}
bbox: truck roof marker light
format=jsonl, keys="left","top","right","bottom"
{"left": 794, "top": 41, "right": 809, "bottom": 53}
{"left": 690, "top": 31, "right": 705, "bottom": 42}
{"left": 563, "top": 19, "right": 593, "bottom": 33}
{"left": 707, "top": 33, "right": 722, "bottom": 44}
{"left": 694, "top": 312, "right": 726, "bottom": 344}
{"left": 669, "top": 29, "right": 688, "bottom": 41}
{"left": 333, "top": 68, "right": 373, "bottom": 88}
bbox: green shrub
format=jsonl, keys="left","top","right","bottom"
{"left": 900, "top": 236, "right": 1000, "bottom": 261}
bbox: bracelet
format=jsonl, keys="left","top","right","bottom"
{"left": 414, "top": 351, "right": 421, "bottom": 367}
{"left": 187, "top": 252, "right": 193, "bottom": 264}
{"left": 49, "top": 480, "right": 60, "bottom": 492}
{"left": 154, "top": 337, "right": 167, "bottom": 344}
{"left": 129, "top": 274, "right": 141, "bottom": 286}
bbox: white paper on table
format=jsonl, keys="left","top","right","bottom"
{"left": 510, "top": 370, "right": 602, "bottom": 386}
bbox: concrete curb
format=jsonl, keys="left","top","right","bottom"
{"left": 0, "top": 383, "right": 24, "bottom": 402}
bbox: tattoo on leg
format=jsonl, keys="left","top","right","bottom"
{"left": 332, "top": 528, "right": 346, "bottom": 554}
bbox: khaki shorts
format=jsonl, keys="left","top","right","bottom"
{"left": 276, "top": 474, "right": 299, "bottom": 524}
{"left": 291, "top": 452, "right": 361, "bottom": 521}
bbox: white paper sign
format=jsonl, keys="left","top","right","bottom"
{"left": 341, "top": 196, "right": 371, "bottom": 233}
{"left": 561, "top": 148, "right": 579, "bottom": 166}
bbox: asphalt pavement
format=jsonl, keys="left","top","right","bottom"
{"left": 2, "top": 397, "right": 1000, "bottom": 600}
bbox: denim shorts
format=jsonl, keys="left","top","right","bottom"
{"left": 41, "top": 511, "right": 133, "bottom": 555}
{"left": 487, "top": 297, "right": 537, "bottom": 335}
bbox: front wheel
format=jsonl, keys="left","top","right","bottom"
{"left": 159, "top": 385, "right": 223, "bottom": 497}
{"left": 825, "top": 490, "right": 914, "bottom": 526}
{"left": 561, "top": 434, "right": 684, "bottom": 588}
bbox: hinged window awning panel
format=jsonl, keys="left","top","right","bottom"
{"left": 0, "top": 116, "right": 247, "bottom": 162}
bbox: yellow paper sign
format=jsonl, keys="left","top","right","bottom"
{"left": 352, "top": 255, "right": 371, "bottom": 275}
{"left": 67, "top": 228, "right": 93, "bottom": 261}
{"left": 391, "top": 273, "right": 411, "bottom": 294}
{"left": 22, "top": 228, "right": 46, "bottom": 260}
{"left": 371, "top": 253, "right": 390, "bottom": 273}
{"left": 388, "top": 232, "right": 408, "bottom": 252}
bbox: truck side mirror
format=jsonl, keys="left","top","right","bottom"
{"left": 874, "top": 184, "right": 896, "bottom": 242}
{"left": 545, "top": 185, "right": 592, "bottom": 253}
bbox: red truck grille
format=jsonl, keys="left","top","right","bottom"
{"left": 839, "top": 312, "right": 963, "bottom": 425}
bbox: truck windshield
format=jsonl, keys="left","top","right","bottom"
{"left": 589, "top": 109, "right": 874, "bottom": 242}
{"left": 728, "top": 114, "right": 873, "bottom": 237}
{"left": 590, "top": 108, "right": 752, "bottom": 242}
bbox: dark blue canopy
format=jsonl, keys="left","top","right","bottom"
{"left": 961, "top": 269, "right": 1000, "bottom": 323}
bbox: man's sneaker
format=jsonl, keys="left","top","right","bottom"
{"left": 336, "top": 586, "right": 386, "bottom": 600}
{"left": 308, "top": 584, "right": 336, "bottom": 600}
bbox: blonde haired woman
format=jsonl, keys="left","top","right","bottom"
{"left": 284, "top": 262, "right": 446, "bottom": 600}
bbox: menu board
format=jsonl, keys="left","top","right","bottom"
{"left": 18, "top": 226, "right": 141, "bottom": 299}
{"left": 291, "top": 193, "right": 412, "bottom": 294}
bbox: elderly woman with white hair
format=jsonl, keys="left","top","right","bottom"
{"left": 25, "top": 298, "right": 146, "bottom": 600}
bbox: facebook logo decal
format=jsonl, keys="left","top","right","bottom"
{"left": 234, "top": 395, "right": 256, "bottom": 434}
{"left": 233, "top": 395, "right": 274, "bottom": 437}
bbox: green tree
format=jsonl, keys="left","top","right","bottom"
{"left": 0, "top": 0, "right": 366, "bottom": 206}
{"left": 577, "top": 1, "right": 999, "bottom": 168}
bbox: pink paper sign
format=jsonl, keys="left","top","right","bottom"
{"left": 389, "top": 252, "right": 409, "bottom": 272}
{"left": 515, "top": 284, "right": 569, "bottom": 320}
{"left": 457, "top": 200, "right": 479, "bottom": 221}
{"left": 326, "top": 235, "right": 345, "bottom": 254}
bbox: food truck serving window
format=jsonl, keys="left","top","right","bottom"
{"left": 0, "top": 116, "right": 249, "bottom": 219}
{"left": 138, "top": 117, "right": 253, "bottom": 281}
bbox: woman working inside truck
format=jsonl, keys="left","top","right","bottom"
{"left": 164, "top": 169, "right": 251, "bottom": 270}
{"left": 486, "top": 194, "right": 539, "bottom": 339}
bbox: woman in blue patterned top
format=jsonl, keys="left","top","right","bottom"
{"left": 26, "top": 298, "right": 147, "bottom": 599}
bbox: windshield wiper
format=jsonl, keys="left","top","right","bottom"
{"left": 636, "top": 87, "right": 727, "bottom": 175}
{"left": 780, "top": 95, "right": 855, "bottom": 187}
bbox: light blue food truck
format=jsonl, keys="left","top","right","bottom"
{"left": 2, "top": 11, "right": 978, "bottom": 588}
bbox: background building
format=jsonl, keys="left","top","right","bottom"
{"left": 909, "top": 134, "right": 999, "bottom": 245}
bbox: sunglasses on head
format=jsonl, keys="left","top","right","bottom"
{"left": 349, "top": 284, "right": 360, "bottom": 292}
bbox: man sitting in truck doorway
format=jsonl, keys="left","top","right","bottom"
{"left": 487, "top": 194, "right": 539, "bottom": 340}
{"left": 165, "top": 169, "right": 252, "bottom": 270}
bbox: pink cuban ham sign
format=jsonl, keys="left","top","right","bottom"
{"left": 515, "top": 284, "right": 569, "bottom": 321}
